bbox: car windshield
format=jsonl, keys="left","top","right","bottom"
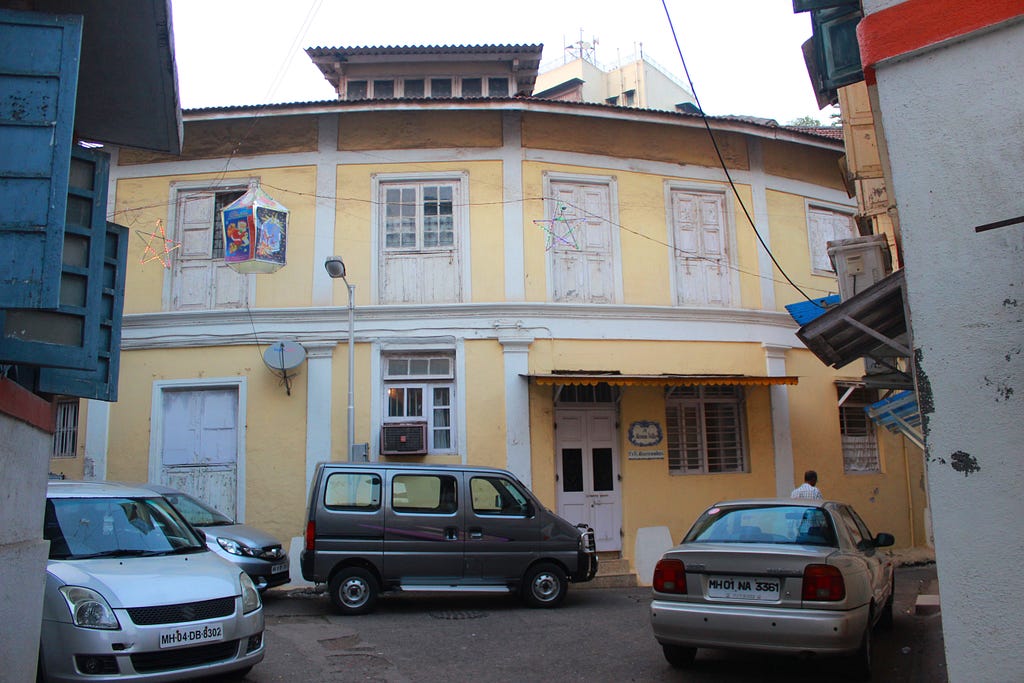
{"left": 684, "top": 505, "right": 837, "bottom": 547}
{"left": 44, "top": 496, "right": 206, "bottom": 559}
{"left": 162, "top": 492, "right": 235, "bottom": 527}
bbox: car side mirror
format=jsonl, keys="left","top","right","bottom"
{"left": 874, "top": 532, "right": 895, "bottom": 548}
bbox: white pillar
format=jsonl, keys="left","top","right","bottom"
{"left": 312, "top": 114, "right": 339, "bottom": 307}
{"left": 747, "top": 139, "right": 776, "bottom": 311}
{"left": 500, "top": 333, "right": 534, "bottom": 486}
{"left": 501, "top": 111, "right": 526, "bottom": 301}
{"left": 303, "top": 342, "right": 337, "bottom": 494}
{"left": 83, "top": 398, "right": 110, "bottom": 480}
{"left": 763, "top": 344, "right": 794, "bottom": 497}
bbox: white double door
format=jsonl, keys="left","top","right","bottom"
{"left": 555, "top": 408, "right": 622, "bottom": 552}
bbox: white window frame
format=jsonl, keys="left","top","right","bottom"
{"left": 164, "top": 178, "right": 258, "bottom": 311}
{"left": 664, "top": 181, "right": 739, "bottom": 307}
{"left": 541, "top": 171, "right": 623, "bottom": 304}
{"left": 344, "top": 76, "right": 511, "bottom": 99}
{"left": 665, "top": 385, "right": 748, "bottom": 475}
{"left": 52, "top": 398, "right": 79, "bottom": 459}
{"left": 148, "top": 377, "right": 248, "bottom": 520}
{"left": 806, "top": 201, "right": 858, "bottom": 276}
{"left": 371, "top": 341, "right": 467, "bottom": 462}
{"left": 837, "top": 382, "right": 881, "bottom": 473}
{"left": 371, "top": 171, "right": 471, "bottom": 303}
{"left": 382, "top": 352, "right": 457, "bottom": 455}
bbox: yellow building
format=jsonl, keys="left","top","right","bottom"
{"left": 51, "top": 45, "right": 928, "bottom": 584}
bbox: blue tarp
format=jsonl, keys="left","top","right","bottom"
{"left": 785, "top": 295, "right": 841, "bottom": 326}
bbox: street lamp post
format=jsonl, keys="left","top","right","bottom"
{"left": 324, "top": 256, "right": 355, "bottom": 461}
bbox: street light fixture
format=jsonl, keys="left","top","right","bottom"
{"left": 324, "top": 256, "right": 355, "bottom": 462}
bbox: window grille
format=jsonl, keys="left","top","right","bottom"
{"left": 665, "top": 386, "right": 746, "bottom": 474}
{"left": 52, "top": 399, "right": 79, "bottom": 458}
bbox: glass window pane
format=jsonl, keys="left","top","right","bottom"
{"left": 68, "top": 158, "right": 95, "bottom": 191}
{"left": 347, "top": 80, "right": 367, "bottom": 99}
{"left": 325, "top": 473, "right": 381, "bottom": 510}
{"left": 392, "top": 475, "right": 457, "bottom": 514}
{"left": 433, "top": 386, "right": 450, "bottom": 408}
{"left": 430, "top": 78, "right": 452, "bottom": 97}
{"left": 429, "top": 358, "right": 450, "bottom": 376}
{"left": 409, "top": 358, "right": 429, "bottom": 375}
{"left": 462, "top": 78, "right": 482, "bottom": 97}
{"left": 407, "top": 387, "right": 423, "bottom": 416}
{"left": 387, "top": 387, "right": 405, "bottom": 417}
{"left": 404, "top": 79, "right": 424, "bottom": 97}
{"left": 562, "top": 448, "right": 583, "bottom": 492}
{"left": 592, "top": 448, "right": 614, "bottom": 491}
{"left": 373, "top": 79, "right": 394, "bottom": 98}
{"left": 387, "top": 358, "right": 409, "bottom": 376}
{"left": 488, "top": 77, "right": 509, "bottom": 97}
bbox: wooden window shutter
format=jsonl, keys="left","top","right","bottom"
{"left": 0, "top": 10, "right": 82, "bottom": 309}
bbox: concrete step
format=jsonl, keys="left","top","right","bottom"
{"left": 575, "top": 551, "right": 638, "bottom": 590}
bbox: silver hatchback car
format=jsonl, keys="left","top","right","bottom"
{"left": 39, "top": 481, "right": 265, "bottom": 682}
{"left": 650, "top": 499, "right": 894, "bottom": 679}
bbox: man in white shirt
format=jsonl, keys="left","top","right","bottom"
{"left": 791, "top": 470, "right": 823, "bottom": 500}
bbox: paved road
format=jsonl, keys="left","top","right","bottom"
{"left": 236, "top": 565, "right": 945, "bottom": 683}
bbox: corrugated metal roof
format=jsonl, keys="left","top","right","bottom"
{"left": 179, "top": 97, "right": 845, "bottom": 151}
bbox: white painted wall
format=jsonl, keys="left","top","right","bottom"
{"left": 0, "top": 414, "right": 51, "bottom": 682}
{"left": 869, "top": 14, "right": 1024, "bottom": 683}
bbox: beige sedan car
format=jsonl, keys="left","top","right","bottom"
{"left": 650, "top": 499, "right": 894, "bottom": 679}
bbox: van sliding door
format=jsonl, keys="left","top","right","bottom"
{"left": 384, "top": 472, "right": 464, "bottom": 583}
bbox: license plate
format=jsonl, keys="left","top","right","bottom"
{"left": 159, "top": 623, "right": 224, "bottom": 649}
{"left": 271, "top": 561, "right": 288, "bottom": 574}
{"left": 706, "top": 576, "right": 780, "bottom": 601}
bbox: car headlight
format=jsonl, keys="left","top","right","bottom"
{"left": 240, "top": 572, "right": 261, "bottom": 614}
{"left": 218, "top": 536, "right": 258, "bottom": 557}
{"left": 59, "top": 586, "right": 120, "bottom": 630}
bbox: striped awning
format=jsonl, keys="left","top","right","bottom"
{"left": 524, "top": 373, "right": 798, "bottom": 387}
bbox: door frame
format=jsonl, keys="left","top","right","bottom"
{"left": 554, "top": 406, "right": 623, "bottom": 552}
{"left": 149, "top": 376, "right": 248, "bottom": 521}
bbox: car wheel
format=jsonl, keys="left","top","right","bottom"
{"left": 662, "top": 644, "right": 697, "bottom": 669}
{"left": 878, "top": 577, "right": 895, "bottom": 630}
{"left": 328, "top": 567, "right": 379, "bottom": 615}
{"left": 521, "top": 562, "right": 567, "bottom": 608}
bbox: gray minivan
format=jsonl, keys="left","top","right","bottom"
{"left": 301, "top": 462, "right": 597, "bottom": 614}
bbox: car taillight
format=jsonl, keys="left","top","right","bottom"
{"left": 802, "top": 564, "right": 846, "bottom": 601}
{"left": 653, "top": 558, "right": 687, "bottom": 594}
{"left": 305, "top": 520, "right": 316, "bottom": 552}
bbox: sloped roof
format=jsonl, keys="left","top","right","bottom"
{"left": 305, "top": 43, "right": 544, "bottom": 96}
{"left": 181, "top": 96, "right": 846, "bottom": 152}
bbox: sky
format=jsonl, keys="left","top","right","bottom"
{"left": 170, "top": 0, "right": 838, "bottom": 125}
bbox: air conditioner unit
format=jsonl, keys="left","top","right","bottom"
{"left": 827, "top": 234, "right": 892, "bottom": 300}
{"left": 380, "top": 422, "right": 428, "bottom": 456}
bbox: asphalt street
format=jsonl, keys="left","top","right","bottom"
{"left": 228, "top": 564, "right": 945, "bottom": 683}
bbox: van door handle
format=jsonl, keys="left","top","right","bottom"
{"left": 444, "top": 526, "right": 459, "bottom": 541}
{"left": 468, "top": 527, "right": 483, "bottom": 540}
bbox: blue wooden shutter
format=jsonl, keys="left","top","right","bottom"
{"left": 38, "top": 219, "right": 128, "bottom": 401}
{"left": 0, "top": 146, "right": 112, "bottom": 374}
{"left": 0, "top": 9, "right": 82, "bottom": 308}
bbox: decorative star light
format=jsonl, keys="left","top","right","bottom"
{"left": 137, "top": 220, "right": 181, "bottom": 268}
{"left": 533, "top": 204, "right": 585, "bottom": 251}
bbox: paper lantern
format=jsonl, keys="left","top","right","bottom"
{"left": 221, "top": 186, "right": 289, "bottom": 274}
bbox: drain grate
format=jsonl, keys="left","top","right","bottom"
{"left": 429, "top": 609, "right": 487, "bottom": 620}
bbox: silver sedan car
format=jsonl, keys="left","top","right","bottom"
{"left": 650, "top": 499, "right": 894, "bottom": 679}
{"left": 137, "top": 484, "right": 290, "bottom": 592}
{"left": 40, "top": 481, "right": 265, "bottom": 682}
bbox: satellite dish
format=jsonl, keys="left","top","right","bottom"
{"left": 263, "top": 340, "right": 306, "bottom": 372}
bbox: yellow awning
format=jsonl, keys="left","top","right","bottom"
{"left": 525, "top": 373, "right": 798, "bottom": 387}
